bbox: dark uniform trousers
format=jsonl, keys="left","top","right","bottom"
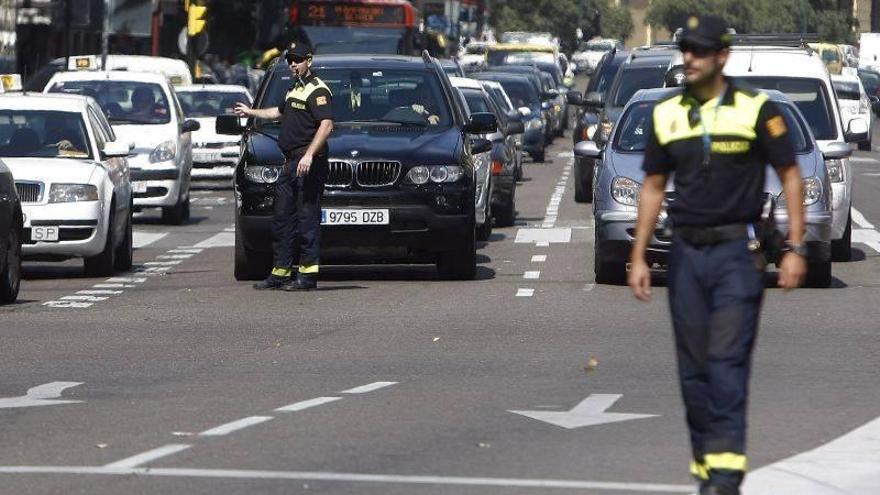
{"left": 270, "top": 151, "right": 328, "bottom": 277}
{"left": 668, "top": 236, "right": 764, "bottom": 487}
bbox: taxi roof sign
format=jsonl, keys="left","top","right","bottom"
{"left": 0, "top": 74, "right": 22, "bottom": 92}
{"left": 68, "top": 55, "right": 99, "bottom": 71}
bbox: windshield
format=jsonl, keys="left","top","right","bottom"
{"left": 305, "top": 26, "right": 405, "bottom": 54}
{"left": 613, "top": 100, "right": 811, "bottom": 154}
{"left": 822, "top": 49, "right": 840, "bottom": 64}
{"left": 48, "top": 80, "right": 171, "bottom": 125}
{"left": 0, "top": 110, "right": 92, "bottom": 159}
{"left": 833, "top": 81, "right": 861, "bottom": 100}
{"left": 738, "top": 77, "right": 838, "bottom": 140}
{"left": 177, "top": 90, "right": 251, "bottom": 117}
{"left": 611, "top": 67, "right": 667, "bottom": 107}
{"left": 261, "top": 68, "right": 453, "bottom": 128}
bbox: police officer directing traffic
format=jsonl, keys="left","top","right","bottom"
{"left": 629, "top": 15, "right": 807, "bottom": 495}
{"left": 234, "top": 42, "right": 334, "bottom": 291}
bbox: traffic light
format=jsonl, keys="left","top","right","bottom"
{"left": 187, "top": 1, "right": 208, "bottom": 37}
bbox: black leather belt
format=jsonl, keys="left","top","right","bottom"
{"left": 675, "top": 223, "right": 750, "bottom": 246}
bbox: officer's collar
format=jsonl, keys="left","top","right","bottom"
{"left": 290, "top": 70, "right": 317, "bottom": 89}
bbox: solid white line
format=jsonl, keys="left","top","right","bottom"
{"left": 852, "top": 208, "right": 875, "bottom": 229}
{"left": 168, "top": 249, "right": 203, "bottom": 254}
{"left": 43, "top": 301, "right": 92, "bottom": 308}
{"left": 340, "top": 382, "right": 398, "bottom": 394}
{"left": 132, "top": 232, "right": 167, "bottom": 249}
{"left": 199, "top": 416, "right": 274, "bottom": 437}
{"left": 523, "top": 271, "right": 541, "bottom": 280}
{"left": 531, "top": 255, "right": 547, "bottom": 262}
{"left": 106, "top": 277, "right": 147, "bottom": 283}
{"left": 516, "top": 288, "right": 535, "bottom": 297}
{"left": 60, "top": 295, "right": 108, "bottom": 302}
{"left": 103, "top": 444, "right": 191, "bottom": 469}
{"left": 275, "top": 397, "right": 342, "bottom": 412}
{"left": 76, "top": 290, "right": 123, "bottom": 295}
{"left": 144, "top": 260, "right": 182, "bottom": 266}
{"left": 0, "top": 466, "right": 695, "bottom": 492}
{"left": 158, "top": 254, "right": 194, "bottom": 260}
{"left": 93, "top": 284, "right": 135, "bottom": 288}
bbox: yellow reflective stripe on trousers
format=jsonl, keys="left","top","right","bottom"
{"left": 298, "top": 264, "right": 319, "bottom": 274}
{"left": 704, "top": 452, "right": 748, "bottom": 472}
{"left": 690, "top": 460, "right": 709, "bottom": 480}
{"left": 271, "top": 267, "right": 292, "bottom": 277}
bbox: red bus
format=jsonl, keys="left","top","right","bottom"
{"left": 289, "top": 0, "right": 418, "bottom": 55}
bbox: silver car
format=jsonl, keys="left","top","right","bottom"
{"left": 579, "top": 88, "right": 835, "bottom": 287}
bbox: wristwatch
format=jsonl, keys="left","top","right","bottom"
{"left": 783, "top": 240, "right": 808, "bottom": 258}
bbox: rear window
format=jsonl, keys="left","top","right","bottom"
{"left": 177, "top": 90, "right": 251, "bottom": 117}
{"left": 48, "top": 80, "right": 171, "bottom": 125}
{"left": 611, "top": 67, "right": 667, "bottom": 107}
{"left": 833, "top": 81, "right": 861, "bottom": 100}
{"left": 739, "top": 77, "right": 838, "bottom": 140}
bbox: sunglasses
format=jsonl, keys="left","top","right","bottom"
{"left": 680, "top": 43, "right": 717, "bottom": 57}
{"left": 286, "top": 55, "right": 308, "bottom": 65}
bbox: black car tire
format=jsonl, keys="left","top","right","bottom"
{"left": 594, "top": 242, "right": 627, "bottom": 285}
{"left": 858, "top": 139, "right": 872, "bottom": 151}
{"left": 0, "top": 220, "right": 21, "bottom": 304}
{"left": 234, "top": 215, "right": 270, "bottom": 281}
{"left": 831, "top": 211, "right": 852, "bottom": 262}
{"left": 532, "top": 150, "right": 545, "bottom": 163}
{"left": 162, "top": 195, "right": 189, "bottom": 225}
{"left": 114, "top": 207, "right": 133, "bottom": 271}
{"left": 437, "top": 224, "right": 476, "bottom": 280}
{"left": 574, "top": 161, "right": 593, "bottom": 203}
{"left": 85, "top": 211, "right": 117, "bottom": 277}
{"left": 804, "top": 261, "right": 832, "bottom": 288}
{"left": 495, "top": 197, "right": 516, "bottom": 228}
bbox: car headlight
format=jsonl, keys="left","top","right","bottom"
{"left": 611, "top": 176, "right": 641, "bottom": 206}
{"left": 826, "top": 159, "right": 845, "bottom": 183}
{"left": 244, "top": 165, "right": 282, "bottom": 184}
{"left": 777, "top": 176, "right": 823, "bottom": 206}
{"left": 49, "top": 183, "right": 98, "bottom": 203}
{"left": 149, "top": 140, "right": 176, "bottom": 163}
{"left": 406, "top": 165, "right": 465, "bottom": 184}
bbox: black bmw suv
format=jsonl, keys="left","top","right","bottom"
{"left": 219, "top": 52, "right": 497, "bottom": 281}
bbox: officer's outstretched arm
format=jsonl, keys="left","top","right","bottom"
{"left": 629, "top": 172, "right": 668, "bottom": 301}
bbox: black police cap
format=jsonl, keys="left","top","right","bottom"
{"left": 677, "top": 15, "right": 731, "bottom": 52}
{"left": 287, "top": 42, "right": 313, "bottom": 59}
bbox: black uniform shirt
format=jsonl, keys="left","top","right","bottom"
{"left": 642, "top": 80, "right": 796, "bottom": 227}
{"left": 277, "top": 71, "right": 333, "bottom": 156}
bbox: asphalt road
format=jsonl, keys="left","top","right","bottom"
{"left": 2, "top": 99, "right": 880, "bottom": 495}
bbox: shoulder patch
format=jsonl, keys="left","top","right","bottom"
{"left": 766, "top": 115, "right": 788, "bottom": 138}
{"left": 316, "top": 96, "right": 327, "bottom": 106}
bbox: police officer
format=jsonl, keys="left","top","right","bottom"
{"left": 629, "top": 16, "right": 807, "bottom": 495}
{"left": 234, "top": 42, "right": 334, "bottom": 291}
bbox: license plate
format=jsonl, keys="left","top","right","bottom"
{"left": 195, "top": 152, "right": 221, "bottom": 162}
{"left": 132, "top": 181, "right": 147, "bottom": 193}
{"left": 321, "top": 209, "right": 389, "bottom": 226}
{"left": 31, "top": 226, "right": 59, "bottom": 242}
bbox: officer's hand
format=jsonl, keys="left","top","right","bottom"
{"left": 297, "top": 154, "right": 313, "bottom": 177}
{"left": 628, "top": 259, "right": 652, "bottom": 302}
{"left": 778, "top": 252, "right": 806, "bottom": 291}
{"left": 232, "top": 102, "right": 252, "bottom": 117}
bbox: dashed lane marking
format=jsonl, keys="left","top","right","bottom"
{"left": 524, "top": 271, "right": 541, "bottom": 280}
{"left": 531, "top": 255, "right": 547, "bottom": 263}
{"left": 199, "top": 416, "right": 274, "bottom": 437}
{"left": 516, "top": 288, "right": 535, "bottom": 297}
{"left": 340, "top": 382, "right": 398, "bottom": 394}
{"left": 515, "top": 228, "right": 572, "bottom": 244}
{"left": 104, "top": 444, "right": 192, "bottom": 469}
{"left": 76, "top": 290, "right": 123, "bottom": 295}
{"left": 132, "top": 232, "right": 167, "bottom": 249}
{"left": 852, "top": 208, "right": 875, "bottom": 229}
{"left": 275, "top": 397, "right": 343, "bottom": 413}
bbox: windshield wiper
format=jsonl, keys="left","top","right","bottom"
{"left": 341, "top": 119, "right": 428, "bottom": 127}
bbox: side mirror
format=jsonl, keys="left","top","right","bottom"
{"left": 181, "top": 119, "right": 201, "bottom": 133}
{"left": 216, "top": 114, "right": 244, "bottom": 135}
{"left": 822, "top": 141, "right": 852, "bottom": 160}
{"left": 574, "top": 140, "right": 602, "bottom": 159}
{"left": 518, "top": 106, "right": 532, "bottom": 118}
{"left": 566, "top": 91, "right": 584, "bottom": 105}
{"left": 102, "top": 140, "right": 130, "bottom": 158}
{"left": 844, "top": 118, "right": 869, "bottom": 143}
{"left": 583, "top": 91, "right": 603, "bottom": 109}
{"left": 471, "top": 137, "right": 493, "bottom": 154}
{"left": 464, "top": 112, "right": 497, "bottom": 134}
{"left": 506, "top": 120, "right": 525, "bottom": 135}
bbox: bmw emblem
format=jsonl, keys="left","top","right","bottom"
{"left": 350, "top": 150, "right": 359, "bottom": 158}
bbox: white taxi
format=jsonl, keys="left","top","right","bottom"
{"left": 174, "top": 84, "right": 252, "bottom": 179}
{"left": 0, "top": 92, "right": 133, "bottom": 276}
{"left": 44, "top": 71, "right": 200, "bottom": 224}
{"left": 832, "top": 73, "right": 874, "bottom": 151}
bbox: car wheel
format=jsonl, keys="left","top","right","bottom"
{"left": 858, "top": 139, "right": 872, "bottom": 151}
{"left": 0, "top": 220, "right": 21, "bottom": 304}
{"left": 84, "top": 211, "right": 117, "bottom": 277}
{"left": 114, "top": 207, "right": 133, "bottom": 271}
{"left": 161, "top": 196, "right": 188, "bottom": 225}
{"left": 831, "top": 211, "right": 852, "bottom": 262}
{"left": 437, "top": 223, "right": 476, "bottom": 280}
{"left": 495, "top": 197, "right": 516, "bottom": 228}
{"left": 234, "top": 214, "right": 270, "bottom": 281}
{"left": 804, "top": 261, "right": 832, "bottom": 288}
{"left": 476, "top": 217, "right": 492, "bottom": 241}
{"left": 532, "top": 150, "right": 545, "bottom": 163}
{"left": 574, "top": 160, "right": 593, "bottom": 203}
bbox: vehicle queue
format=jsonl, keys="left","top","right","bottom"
{"left": 1, "top": 28, "right": 875, "bottom": 303}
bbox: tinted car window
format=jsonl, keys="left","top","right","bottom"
{"left": 178, "top": 90, "right": 251, "bottom": 117}
{"left": 859, "top": 71, "right": 880, "bottom": 95}
{"left": 460, "top": 88, "right": 491, "bottom": 114}
{"left": 611, "top": 67, "right": 667, "bottom": 107}
{"left": 486, "top": 86, "right": 513, "bottom": 112}
{"left": 591, "top": 55, "right": 625, "bottom": 96}
{"left": 739, "top": 77, "right": 837, "bottom": 140}
{"left": 833, "top": 81, "right": 861, "bottom": 100}
{"left": 261, "top": 68, "right": 453, "bottom": 128}
{"left": 48, "top": 80, "right": 171, "bottom": 125}
{"left": 494, "top": 80, "right": 539, "bottom": 111}
{"left": 613, "top": 100, "right": 811, "bottom": 153}
{"left": 0, "top": 110, "right": 92, "bottom": 159}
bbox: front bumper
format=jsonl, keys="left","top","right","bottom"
{"left": 192, "top": 146, "right": 239, "bottom": 179}
{"left": 129, "top": 155, "right": 184, "bottom": 208}
{"left": 594, "top": 210, "right": 832, "bottom": 265}
{"left": 21, "top": 201, "right": 106, "bottom": 259}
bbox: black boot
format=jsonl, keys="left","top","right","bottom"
{"left": 700, "top": 484, "right": 739, "bottom": 495}
{"left": 253, "top": 274, "right": 290, "bottom": 290}
{"left": 283, "top": 273, "right": 318, "bottom": 291}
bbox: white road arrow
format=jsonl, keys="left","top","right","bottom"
{"left": 0, "top": 382, "right": 83, "bottom": 409}
{"left": 509, "top": 394, "right": 658, "bottom": 429}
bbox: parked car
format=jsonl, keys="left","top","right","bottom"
{"left": 831, "top": 74, "right": 874, "bottom": 151}
{"left": 46, "top": 70, "right": 201, "bottom": 224}
{"left": 0, "top": 92, "right": 133, "bottom": 276}
{"left": 218, "top": 52, "right": 496, "bottom": 280}
{"left": 583, "top": 88, "right": 834, "bottom": 287}
{"left": 0, "top": 157, "right": 21, "bottom": 303}
{"left": 472, "top": 72, "right": 547, "bottom": 162}
{"left": 175, "top": 84, "right": 253, "bottom": 179}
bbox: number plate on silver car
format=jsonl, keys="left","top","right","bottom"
{"left": 31, "top": 226, "right": 59, "bottom": 242}
{"left": 321, "top": 209, "right": 389, "bottom": 226}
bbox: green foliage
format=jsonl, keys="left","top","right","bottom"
{"left": 646, "top": 0, "right": 857, "bottom": 43}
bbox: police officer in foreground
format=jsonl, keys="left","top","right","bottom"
{"left": 234, "top": 43, "right": 334, "bottom": 291}
{"left": 629, "top": 16, "right": 807, "bottom": 495}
